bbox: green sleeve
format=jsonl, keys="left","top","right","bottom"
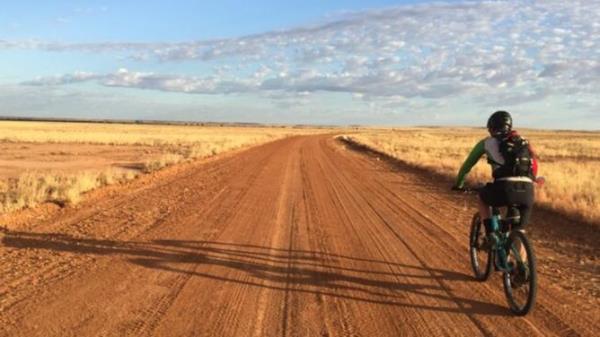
{"left": 455, "top": 140, "right": 485, "bottom": 187}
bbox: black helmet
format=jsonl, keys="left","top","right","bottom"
{"left": 487, "top": 110, "right": 512, "bottom": 136}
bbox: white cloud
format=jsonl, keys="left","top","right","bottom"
{"left": 24, "top": 69, "right": 260, "bottom": 95}
{"left": 22, "top": 71, "right": 101, "bottom": 86}
{"left": 11, "top": 0, "right": 600, "bottom": 113}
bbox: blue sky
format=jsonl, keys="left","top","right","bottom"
{"left": 1, "top": 1, "right": 414, "bottom": 41}
{"left": 1, "top": 0, "right": 599, "bottom": 129}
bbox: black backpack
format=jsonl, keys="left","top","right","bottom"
{"left": 494, "top": 134, "right": 534, "bottom": 179}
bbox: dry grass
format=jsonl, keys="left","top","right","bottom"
{"left": 345, "top": 128, "right": 600, "bottom": 224}
{"left": 0, "top": 121, "right": 321, "bottom": 146}
{"left": 142, "top": 153, "right": 185, "bottom": 173}
{"left": 0, "top": 121, "right": 328, "bottom": 214}
{"left": 0, "top": 169, "right": 138, "bottom": 213}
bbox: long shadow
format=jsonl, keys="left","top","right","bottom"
{"left": 155, "top": 240, "right": 472, "bottom": 281}
{"left": 1, "top": 230, "right": 509, "bottom": 317}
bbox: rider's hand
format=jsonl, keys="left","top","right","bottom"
{"left": 535, "top": 176, "right": 546, "bottom": 187}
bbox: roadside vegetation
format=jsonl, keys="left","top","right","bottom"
{"left": 0, "top": 121, "right": 327, "bottom": 214}
{"left": 344, "top": 128, "right": 600, "bottom": 225}
{"left": 0, "top": 170, "right": 138, "bottom": 211}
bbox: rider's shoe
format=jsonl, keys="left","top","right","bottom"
{"left": 509, "top": 263, "right": 529, "bottom": 288}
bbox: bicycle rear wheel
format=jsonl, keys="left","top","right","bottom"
{"left": 469, "top": 213, "right": 492, "bottom": 281}
{"left": 503, "top": 230, "right": 537, "bottom": 315}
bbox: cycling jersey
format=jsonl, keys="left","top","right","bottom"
{"left": 455, "top": 130, "right": 538, "bottom": 227}
{"left": 455, "top": 131, "right": 538, "bottom": 188}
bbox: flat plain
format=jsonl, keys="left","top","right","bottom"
{"left": 0, "top": 122, "right": 597, "bottom": 337}
{"left": 0, "top": 121, "right": 325, "bottom": 213}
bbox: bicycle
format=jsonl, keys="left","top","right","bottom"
{"left": 461, "top": 185, "right": 538, "bottom": 316}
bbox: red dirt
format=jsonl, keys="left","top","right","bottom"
{"left": 0, "top": 135, "right": 597, "bottom": 337}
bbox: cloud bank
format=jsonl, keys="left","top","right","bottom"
{"left": 11, "top": 0, "right": 600, "bottom": 123}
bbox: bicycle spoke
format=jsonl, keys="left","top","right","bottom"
{"left": 470, "top": 213, "right": 491, "bottom": 281}
{"left": 503, "top": 231, "right": 537, "bottom": 315}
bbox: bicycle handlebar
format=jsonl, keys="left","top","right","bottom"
{"left": 454, "top": 186, "right": 484, "bottom": 194}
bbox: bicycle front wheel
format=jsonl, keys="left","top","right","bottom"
{"left": 503, "top": 230, "right": 537, "bottom": 316}
{"left": 469, "top": 213, "right": 492, "bottom": 281}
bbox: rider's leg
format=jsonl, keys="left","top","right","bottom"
{"left": 478, "top": 183, "right": 495, "bottom": 235}
{"left": 515, "top": 239, "right": 526, "bottom": 263}
{"left": 515, "top": 204, "right": 534, "bottom": 262}
{"left": 509, "top": 182, "right": 534, "bottom": 263}
{"left": 478, "top": 183, "right": 506, "bottom": 253}
{"left": 478, "top": 198, "right": 493, "bottom": 233}
{"left": 478, "top": 198, "right": 491, "bottom": 220}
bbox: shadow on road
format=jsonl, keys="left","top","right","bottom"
{"left": 1, "top": 229, "right": 510, "bottom": 317}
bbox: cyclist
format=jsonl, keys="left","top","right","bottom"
{"left": 452, "top": 110, "right": 538, "bottom": 247}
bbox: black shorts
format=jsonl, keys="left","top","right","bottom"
{"left": 479, "top": 180, "right": 534, "bottom": 227}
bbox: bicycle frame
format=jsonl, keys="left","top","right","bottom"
{"left": 490, "top": 207, "right": 525, "bottom": 272}
{"left": 463, "top": 183, "right": 540, "bottom": 315}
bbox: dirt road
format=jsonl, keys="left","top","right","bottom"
{"left": 0, "top": 135, "right": 597, "bottom": 337}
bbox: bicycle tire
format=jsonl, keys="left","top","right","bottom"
{"left": 469, "top": 213, "right": 492, "bottom": 281}
{"left": 502, "top": 230, "right": 537, "bottom": 316}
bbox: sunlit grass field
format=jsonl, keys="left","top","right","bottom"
{"left": 0, "top": 120, "right": 322, "bottom": 147}
{"left": 0, "top": 121, "right": 327, "bottom": 214}
{"left": 346, "top": 128, "right": 600, "bottom": 225}
{"left": 4, "top": 121, "right": 597, "bottom": 225}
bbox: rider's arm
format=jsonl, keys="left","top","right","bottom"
{"left": 455, "top": 140, "right": 486, "bottom": 188}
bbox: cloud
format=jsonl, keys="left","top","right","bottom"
{"left": 23, "top": 71, "right": 101, "bottom": 86}
{"left": 23, "top": 69, "right": 259, "bottom": 95}
{"left": 12, "top": 0, "right": 600, "bottom": 107}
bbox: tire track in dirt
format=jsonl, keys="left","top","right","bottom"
{"left": 104, "top": 139, "right": 287, "bottom": 337}
{"left": 0, "top": 135, "right": 597, "bottom": 337}
{"left": 128, "top": 141, "right": 285, "bottom": 337}
{"left": 0, "top": 137, "right": 290, "bottom": 336}
{"left": 148, "top": 138, "right": 308, "bottom": 337}
{"left": 251, "top": 143, "right": 300, "bottom": 337}
{"left": 0, "top": 147, "right": 252, "bottom": 316}
{"left": 311, "top": 138, "right": 487, "bottom": 336}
